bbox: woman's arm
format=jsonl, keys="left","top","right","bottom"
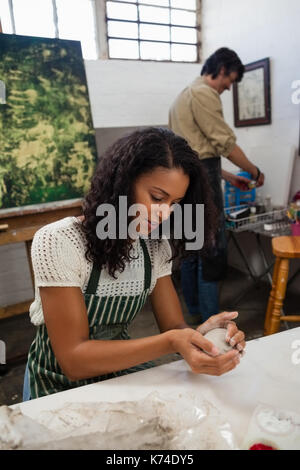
{"left": 150, "top": 275, "right": 189, "bottom": 332}
{"left": 40, "top": 286, "right": 176, "bottom": 381}
{"left": 40, "top": 280, "right": 243, "bottom": 382}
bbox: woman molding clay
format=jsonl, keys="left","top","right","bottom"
{"left": 23, "top": 127, "right": 245, "bottom": 400}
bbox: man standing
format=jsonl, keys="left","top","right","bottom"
{"left": 169, "top": 47, "right": 264, "bottom": 324}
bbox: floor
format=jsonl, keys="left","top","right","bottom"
{"left": 0, "top": 266, "right": 299, "bottom": 407}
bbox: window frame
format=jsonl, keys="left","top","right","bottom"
{"left": 0, "top": 0, "right": 202, "bottom": 62}
{"left": 103, "top": 0, "right": 202, "bottom": 63}
{"left": 0, "top": 0, "right": 100, "bottom": 60}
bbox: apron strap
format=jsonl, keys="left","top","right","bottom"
{"left": 140, "top": 238, "right": 152, "bottom": 291}
{"left": 85, "top": 263, "right": 101, "bottom": 295}
{"left": 85, "top": 238, "right": 152, "bottom": 295}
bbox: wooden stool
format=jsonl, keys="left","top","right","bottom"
{"left": 264, "top": 236, "right": 300, "bottom": 335}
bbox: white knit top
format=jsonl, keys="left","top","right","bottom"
{"left": 29, "top": 217, "right": 173, "bottom": 326}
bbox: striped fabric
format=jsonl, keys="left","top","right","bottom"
{"left": 27, "top": 238, "right": 155, "bottom": 399}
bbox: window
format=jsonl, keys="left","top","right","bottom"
{"left": 106, "top": 0, "right": 200, "bottom": 62}
{"left": 0, "top": 0, "right": 14, "bottom": 33}
{"left": 0, "top": 0, "right": 201, "bottom": 62}
{"left": 0, "top": 0, "right": 98, "bottom": 59}
{"left": 13, "top": 0, "right": 56, "bottom": 37}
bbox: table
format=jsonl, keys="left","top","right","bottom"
{"left": 0, "top": 199, "right": 82, "bottom": 321}
{"left": 17, "top": 327, "right": 300, "bottom": 449}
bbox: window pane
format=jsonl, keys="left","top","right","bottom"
{"left": 108, "top": 39, "right": 139, "bottom": 59}
{"left": 140, "top": 41, "right": 170, "bottom": 60}
{"left": 106, "top": 1, "right": 137, "bottom": 21}
{"left": 171, "top": 26, "right": 197, "bottom": 44}
{"left": 56, "top": 0, "right": 97, "bottom": 59}
{"left": 171, "top": 43, "right": 197, "bottom": 62}
{"left": 56, "top": 0, "right": 97, "bottom": 60}
{"left": 140, "top": 23, "right": 170, "bottom": 41}
{"left": 171, "top": 9, "right": 196, "bottom": 26}
{"left": 138, "top": 0, "right": 169, "bottom": 6}
{"left": 0, "top": 0, "right": 13, "bottom": 33}
{"left": 170, "top": 0, "right": 196, "bottom": 10}
{"left": 12, "top": 0, "right": 55, "bottom": 37}
{"left": 139, "top": 5, "right": 169, "bottom": 24}
{"left": 107, "top": 20, "right": 138, "bottom": 39}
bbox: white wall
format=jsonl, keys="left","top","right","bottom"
{"left": 84, "top": 59, "right": 201, "bottom": 128}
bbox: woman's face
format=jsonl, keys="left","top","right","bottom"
{"left": 132, "top": 166, "right": 189, "bottom": 235}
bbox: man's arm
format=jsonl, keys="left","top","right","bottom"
{"left": 227, "top": 144, "right": 265, "bottom": 187}
{"left": 222, "top": 169, "right": 251, "bottom": 191}
{"left": 191, "top": 89, "right": 237, "bottom": 158}
{"left": 190, "top": 88, "right": 265, "bottom": 187}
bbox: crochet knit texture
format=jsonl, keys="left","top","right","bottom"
{"left": 29, "top": 217, "right": 173, "bottom": 325}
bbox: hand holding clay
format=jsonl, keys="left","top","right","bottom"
{"left": 203, "top": 328, "right": 236, "bottom": 356}
{"left": 197, "top": 311, "right": 246, "bottom": 357}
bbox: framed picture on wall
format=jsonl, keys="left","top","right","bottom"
{"left": 233, "top": 57, "right": 271, "bottom": 127}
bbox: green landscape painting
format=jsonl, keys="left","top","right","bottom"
{"left": 0, "top": 34, "right": 97, "bottom": 209}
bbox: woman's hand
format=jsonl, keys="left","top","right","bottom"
{"left": 169, "top": 325, "right": 241, "bottom": 376}
{"left": 196, "top": 311, "right": 246, "bottom": 355}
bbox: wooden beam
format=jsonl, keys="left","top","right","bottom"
{"left": 280, "top": 315, "right": 300, "bottom": 322}
{"left": 0, "top": 301, "right": 33, "bottom": 320}
{"left": 0, "top": 225, "right": 42, "bottom": 246}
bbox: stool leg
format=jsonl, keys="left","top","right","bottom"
{"left": 267, "top": 258, "right": 289, "bottom": 335}
{"left": 264, "top": 257, "right": 280, "bottom": 335}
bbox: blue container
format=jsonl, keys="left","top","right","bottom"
{"left": 224, "top": 171, "right": 256, "bottom": 208}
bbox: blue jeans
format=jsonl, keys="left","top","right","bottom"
{"left": 22, "top": 362, "right": 31, "bottom": 401}
{"left": 181, "top": 255, "right": 219, "bottom": 322}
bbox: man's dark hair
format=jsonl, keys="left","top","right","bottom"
{"left": 201, "top": 47, "right": 244, "bottom": 82}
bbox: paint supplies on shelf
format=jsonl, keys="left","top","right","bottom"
{"left": 287, "top": 201, "right": 300, "bottom": 223}
{"left": 225, "top": 203, "right": 290, "bottom": 235}
{"left": 287, "top": 200, "right": 300, "bottom": 236}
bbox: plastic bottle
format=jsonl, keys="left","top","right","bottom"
{"left": 265, "top": 195, "right": 272, "bottom": 213}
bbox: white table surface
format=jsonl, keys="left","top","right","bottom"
{"left": 17, "top": 327, "right": 300, "bottom": 447}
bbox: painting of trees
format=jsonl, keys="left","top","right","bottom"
{"left": 0, "top": 34, "right": 97, "bottom": 209}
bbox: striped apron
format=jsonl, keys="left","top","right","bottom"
{"left": 27, "top": 238, "right": 155, "bottom": 399}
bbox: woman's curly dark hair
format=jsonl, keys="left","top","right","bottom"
{"left": 82, "top": 127, "right": 219, "bottom": 277}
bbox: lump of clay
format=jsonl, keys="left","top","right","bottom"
{"left": 203, "top": 327, "right": 233, "bottom": 355}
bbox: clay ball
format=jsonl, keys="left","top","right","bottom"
{"left": 203, "top": 327, "right": 234, "bottom": 355}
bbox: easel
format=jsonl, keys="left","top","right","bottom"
{"left": 0, "top": 198, "right": 83, "bottom": 320}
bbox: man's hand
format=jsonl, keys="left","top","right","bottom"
{"left": 227, "top": 145, "right": 265, "bottom": 188}
{"left": 223, "top": 171, "right": 251, "bottom": 191}
{"left": 255, "top": 171, "right": 265, "bottom": 188}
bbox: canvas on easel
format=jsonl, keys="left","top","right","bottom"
{"left": 0, "top": 33, "right": 97, "bottom": 210}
